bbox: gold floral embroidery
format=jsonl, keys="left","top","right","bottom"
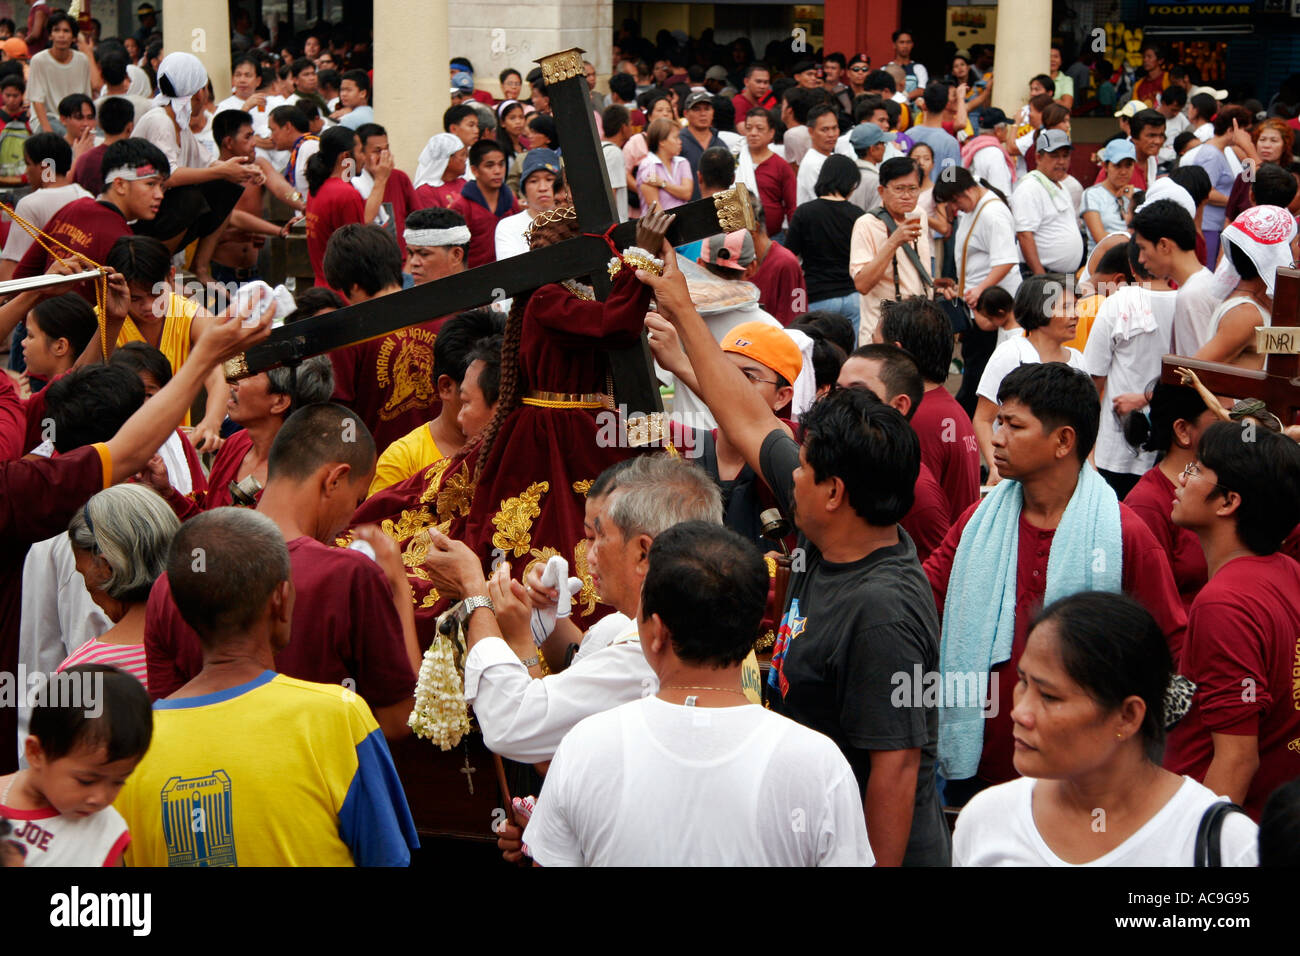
{"left": 491, "top": 481, "right": 549, "bottom": 557}
{"left": 418, "top": 456, "right": 454, "bottom": 505}
{"left": 571, "top": 479, "right": 593, "bottom": 496}
{"left": 572, "top": 537, "right": 598, "bottom": 616}
{"left": 381, "top": 508, "right": 439, "bottom": 545}
{"left": 435, "top": 467, "right": 476, "bottom": 521}
{"left": 764, "top": 555, "right": 777, "bottom": 578}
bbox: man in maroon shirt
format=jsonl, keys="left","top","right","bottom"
{"left": 1164, "top": 422, "right": 1300, "bottom": 820}
{"left": 144, "top": 403, "right": 421, "bottom": 738}
{"left": 325, "top": 224, "right": 446, "bottom": 453}
{"left": 15, "top": 137, "right": 169, "bottom": 300}
{"left": 0, "top": 299, "right": 272, "bottom": 771}
{"left": 838, "top": 345, "right": 950, "bottom": 560}
{"left": 924, "top": 363, "right": 1186, "bottom": 800}
{"left": 450, "top": 139, "right": 519, "bottom": 269}
{"left": 877, "top": 298, "right": 980, "bottom": 520}
{"left": 747, "top": 204, "right": 805, "bottom": 326}
{"left": 354, "top": 123, "right": 419, "bottom": 258}
{"left": 732, "top": 62, "right": 776, "bottom": 131}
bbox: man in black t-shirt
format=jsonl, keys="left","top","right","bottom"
{"left": 638, "top": 245, "right": 951, "bottom": 867}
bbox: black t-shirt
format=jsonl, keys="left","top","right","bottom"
{"left": 783, "top": 197, "right": 864, "bottom": 301}
{"left": 759, "top": 428, "right": 950, "bottom": 866}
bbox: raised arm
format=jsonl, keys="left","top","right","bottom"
{"left": 106, "top": 301, "right": 273, "bottom": 483}
{"left": 635, "top": 245, "right": 782, "bottom": 472}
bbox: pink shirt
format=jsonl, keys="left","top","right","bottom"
{"left": 59, "top": 639, "right": 149, "bottom": 691}
{"left": 636, "top": 154, "right": 692, "bottom": 211}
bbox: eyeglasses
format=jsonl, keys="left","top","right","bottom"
{"left": 740, "top": 367, "right": 780, "bottom": 387}
{"left": 887, "top": 184, "right": 921, "bottom": 196}
{"left": 1180, "top": 461, "right": 1228, "bottom": 491}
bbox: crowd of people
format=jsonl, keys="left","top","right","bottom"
{"left": 0, "top": 12, "right": 1299, "bottom": 870}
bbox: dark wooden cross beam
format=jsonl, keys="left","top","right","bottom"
{"left": 223, "top": 48, "right": 755, "bottom": 418}
{"left": 1159, "top": 267, "right": 1300, "bottom": 424}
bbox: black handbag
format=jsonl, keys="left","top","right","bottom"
{"left": 1193, "top": 800, "right": 1248, "bottom": 867}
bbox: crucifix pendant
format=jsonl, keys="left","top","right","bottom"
{"left": 460, "top": 747, "right": 478, "bottom": 795}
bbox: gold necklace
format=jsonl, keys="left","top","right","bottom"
{"left": 661, "top": 684, "right": 749, "bottom": 696}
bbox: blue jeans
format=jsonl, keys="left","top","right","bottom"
{"left": 807, "top": 292, "right": 862, "bottom": 342}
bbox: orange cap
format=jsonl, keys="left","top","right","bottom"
{"left": 2, "top": 38, "right": 29, "bottom": 60}
{"left": 721, "top": 321, "right": 803, "bottom": 386}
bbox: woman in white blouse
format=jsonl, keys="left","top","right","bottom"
{"left": 953, "top": 592, "right": 1257, "bottom": 867}
{"left": 973, "top": 273, "right": 1088, "bottom": 485}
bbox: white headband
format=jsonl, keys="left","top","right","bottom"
{"left": 404, "top": 226, "right": 471, "bottom": 248}
{"left": 103, "top": 163, "right": 164, "bottom": 184}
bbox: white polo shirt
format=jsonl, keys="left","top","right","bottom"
{"left": 953, "top": 190, "right": 1021, "bottom": 298}
{"left": 1010, "top": 173, "right": 1084, "bottom": 274}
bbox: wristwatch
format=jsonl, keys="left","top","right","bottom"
{"left": 458, "top": 594, "right": 494, "bottom": 624}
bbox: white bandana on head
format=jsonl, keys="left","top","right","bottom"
{"left": 1134, "top": 177, "right": 1196, "bottom": 220}
{"left": 152, "top": 52, "right": 209, "bottom": 131}
{"left": 404, "top": 226, "right": 472, "bottom": 248}
{"left": 1212, "top": 204, "right": 1298, "bottom": 299}
{"left": 414, "top": 133, "right": 467, "bottom": 191}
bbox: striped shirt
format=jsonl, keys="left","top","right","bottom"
{"left": 58, "top": 640, "right": 149, "bottom": 690}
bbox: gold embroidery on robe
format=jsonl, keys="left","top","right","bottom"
{"left": 571, "top": 479, "right": 593, "bottom": 496}
{"left": 522, "top": 546, "right": 562, "bottom": 584}
{"left": 572, "top": 537, "right": 598, "bottom": 615}
{"left": 435, "top": 467, "right": 475, "bottom": 521}
{"left": 491, "top": 481, "right": 549, "bottom": 557}
{"left": 418, "top": 456, "right": 454, "bottom": 505}
{"left": 764, "top": 555, "right": 777, "bottom": 578}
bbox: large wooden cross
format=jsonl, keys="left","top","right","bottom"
{"left": 1160, "top": 267, "right": 1300, "bottom": 424}
{"left": 222, "top": 48, "right": 755, "bottom": 418}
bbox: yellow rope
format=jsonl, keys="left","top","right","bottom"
{"left": 0, "top": 199, "right": 110, "bottom": 359}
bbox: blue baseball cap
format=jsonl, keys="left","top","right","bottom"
{"left": 1099, "top": 138, "right": 1137, "bottom": 164}
{"left": 451, "top": 72, "right": 473, "bottom": 94}
{"left": 849, "top": 122, "right": 892, "bottom": 151}
{"left": 520, "top": 148, "right": 561, "bottom": 187}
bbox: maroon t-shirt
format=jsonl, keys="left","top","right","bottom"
{"left": 0, "top": 369, "right": 24, "bottom": 462}
{"left": 925, "top": 499, "right": 1187, "bottom": 784}
{"left": 414, "top": 180, "right": 465, "bottom": 210}
{"left": 306, "top": 176, "right": 367, "bottom": 288}
{"left": 144, "top": 536, "right": 416, "bottom": 707}
{"left": 330, "top": 316, "right": 447, "bottom": 454}
{"left": 0, "top": 441, "right": 109, "bottom": 773}
{"left": 900, "top": 462, "right": 950, "bottom": 563}
{"left": 381, "top": 170, "right": 419, "bottom": 257}
{"left": 753, "top": 153, "right": 798, "bottom": 235}
{"left": 1124, "top": 466, "right": 1207, "bottom": 608}
{"left": 749, "top": 240, "right": 805, "bottom": 327}
{"left": 450, "top": 181, "right": 520, "bottom": 269}
{"left": 732, "top": 91, "right": 777, "bottom": 129}
{"left": 71, "top": 143, "right": 109, "bottom": 197}
{"left": 1163, "top": 553, "right": 1300, "bottom": 820}
{"left": 911, "top": 387, "right": 981, "bottom": 523}
{"left": 15, "top": 199, "right": 133, "bottom": 305}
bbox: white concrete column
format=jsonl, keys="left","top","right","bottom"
{"left": 375, "top": 1, "right": 450, "bottom": 172}
{"left": 991, "top": 0, "right": 1051, "bottom": 118}
{"left": 449, "top": 0, "right": 612, "bottom": 99}
{"left": 162, "top": 0, "right": 230, "bottom": 103}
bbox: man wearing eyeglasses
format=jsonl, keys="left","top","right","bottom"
{"left": 849, "top": 156, "right": 931, "bottom": 345}
{"left": 1166, "top": 423, "right": 1300, "bottom": 821}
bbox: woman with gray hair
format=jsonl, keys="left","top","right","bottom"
{"left": 142, "top": 354, "right": 335, "bottom": 517}
{"left": 59, "top": 485, "right": 182, "bottom": 689}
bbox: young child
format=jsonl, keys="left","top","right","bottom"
{"left": 956, "top": 285, "right": 1015, "bottom": 421}
{"left": 20, "top": 292, "right": 98, "bottom": 385}
{"left": 0, "top": 665, "right": 152, "bottom": 866}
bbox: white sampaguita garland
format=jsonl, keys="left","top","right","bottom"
{"left": 407, "top": 555, "right": 581, "bottom": 749}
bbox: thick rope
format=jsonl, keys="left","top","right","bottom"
{"left": 0, "top": 199, "right": 110, "bottom": 359}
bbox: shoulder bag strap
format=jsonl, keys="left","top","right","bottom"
{"left": 1194, "top": 800, "right": 1248, "bottom": 867}
{"left": 870, "top": 207, "right": 934, "bottom": 292}
{"left": 957, "top": 195, "right": 992, "bottom": 297}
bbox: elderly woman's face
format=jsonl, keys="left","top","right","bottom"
{"left": 72, "top": 546, "right": 118, "bottom": 617}
{"left": 1256, "top": 128, "right": 1285, "bottom": 163}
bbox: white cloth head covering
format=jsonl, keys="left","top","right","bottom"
{"left": 1212, "top": 204, "right": 1298, "bottom": 299}
{"left": 125, "top": 63, "right": 152, "bottom": 98}
{"left": 414, "top": 133, "right": 467, "bottom": 191}
{"left": 1134, "top": 177, "right": 1196, "bottom": 220}
{"left": 785, "top": 327, "right": 817, "bottom": 420}
{"left": 152, "top": 53, "right": 209, "bottom": 130}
